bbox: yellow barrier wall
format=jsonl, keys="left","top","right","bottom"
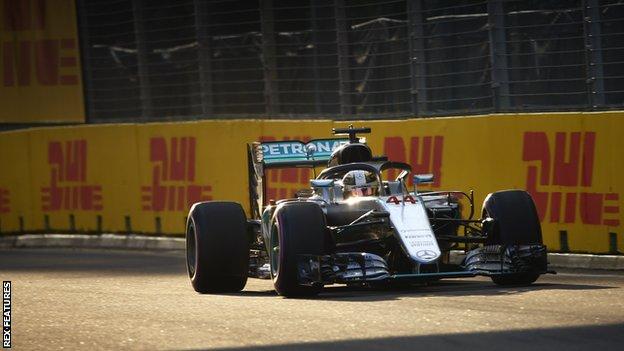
{"left": 0, "top": 0, "right": 84, "bottom": 123}
{"left": 0, "top": 113, "right": 622, "bottom": 253}
{"left": 346, "top": 113, "right": 623, "bottom": 254}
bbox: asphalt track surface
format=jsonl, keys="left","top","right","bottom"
{"left": 1, "top": 249, "right": 624, "bottom": 351}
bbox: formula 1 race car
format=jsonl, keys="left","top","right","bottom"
{"left": 185, "top": 126, "right": 552, "bottom": 297}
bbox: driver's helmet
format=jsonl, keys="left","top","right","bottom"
{"left": 342, "top": 170, "right": 379, "bottom": 198}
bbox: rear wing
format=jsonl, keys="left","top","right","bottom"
{"left": 258, "top": 139, "right": 349, "bottom": 168}
{"left": 247, "top": 138, "right": 348, "bottom": 218}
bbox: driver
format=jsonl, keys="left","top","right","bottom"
{"left": 342, "top": 170, "right": 379, "bottom": 198}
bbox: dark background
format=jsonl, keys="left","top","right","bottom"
{"left": 77, "top": 0, "right": 624, "bottom": 122}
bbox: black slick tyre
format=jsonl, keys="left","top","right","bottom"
{"left": 482, "top": 190, "right": 543, "bottom": 286}
{"left": 186, "top": 201, "right": 249, "bottom": 293}
{"left": 270, "top": 202, "right": 326, "bottom": 297}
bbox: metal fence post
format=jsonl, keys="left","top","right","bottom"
{"left": 407, "top": 0, "right": 428, "bottom": 116}
{"left": 76, "top": 0, "right": 94, "bottom": 122}
{"left": 335, "top": 0, "right": 351, "bottom": 117}
{"left": 310, "top": 0, "right": 322, "bottom": 114}
{"left": 194, "top": 0, "right": 214, "bottom": 117}
{"left": 260, "top": 0, "right": 279, "bottom": 115}
{"left": 583, "top": 0, "right": 605, "bottom": 108}
{"left": 487, "top": 0, "right": 510, "bottom": 111}
{"left": 132, "top": 0, "right": 153, "bottom": 119}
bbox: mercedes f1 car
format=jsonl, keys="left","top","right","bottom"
{"left": 185, "top": 126, "right": 553, "bottom": 297}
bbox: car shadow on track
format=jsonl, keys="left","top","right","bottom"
{"left": 234, "top": 278, "right": 615, "bottom": 302}
{"left": 187, "top": 323, "right": 624, "bottom": 351}
{"left": 236, "top": 290, "right": 279, "bottom": 297}
{"left": 317, "top": 281, "right": 613, "bottom": 302}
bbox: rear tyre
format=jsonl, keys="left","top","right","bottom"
{"left": 482, "top": 190, "right": 543, "bottom": 286}
{"left": 270, "top": 202, "right": 326, "bottom": 297}
{"left": 186, "top": 202, "right": 249, "bottom": 293}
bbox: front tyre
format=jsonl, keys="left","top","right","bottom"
{"left": 270, "top": 202, "right": 327, "bottom": 297}
{"left": 482, "top": 190, "right": 544, "bottom": 287}
{"left": 483, "top": 190, "right": 542, "bottom": 246}
{"left": 186, "top": 202, "right": 249, "bottom": 293}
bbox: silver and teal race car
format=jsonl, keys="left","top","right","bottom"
{"left": 185, "top": 126, "right": 552, "bottom": 297}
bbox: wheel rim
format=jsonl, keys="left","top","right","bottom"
{"left": 270, "top": 221, "right": 280, "bottom": 277}
{"left": 186, "top": 220, "right": 196, "bottom": 277}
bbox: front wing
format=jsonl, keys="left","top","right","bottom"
{"left": 297, "top": 244, "right": 551, "bottom": 285}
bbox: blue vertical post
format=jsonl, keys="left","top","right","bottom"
{"left": 487, "top": 0, "right": 510, "bottom": 111}
{"left": 194, "top": 0, "right": 214, "bottom": 117}
{"left": 261, "top": 0, "right": 280, "bottom": 115}
{"left": 407, "top": 0, "right": 428, "bottom": 115}
{"left": 132, "top": 0, "right": 153, "bottom": 119}
{"left": 583, "top": 0, "right": 605, "bottom": 108}
{"left": 335, "top": 0, "right": 352, "bottom": 116}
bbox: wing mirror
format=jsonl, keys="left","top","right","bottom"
{"left": 310, "top": 179, "right": 335, "bottom": 203}
{"left": 413, "top": 174, "right": 434, "bottom": 184}
{"left": 413, "top": 174, "right": 434, "bottom": 195}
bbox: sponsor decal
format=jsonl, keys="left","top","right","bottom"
{"left": 523, "top": 131, "right": 619, "bottom": 226}
{"left": 261, "top": 139, "right": 346, "bottom": 160}
{"left": 383, "top": 136, "right": 444, "bottom": 187}
{"left": 2, "top": 1, "right": 79, "bottom": 87}
{"left": 0, "top": 188, "right": 9, "bottom": 214}
{"left": 141, "top": 137, "right": 212, "bottom": 211}
{"left": 3, "top": 281, "right": 10, "bottom": 349}
{"left": 41, "top": 140, "right": 102, "bottom": 211}
{"left": 416, "top": 249, "right": 438, "bottom": 260}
